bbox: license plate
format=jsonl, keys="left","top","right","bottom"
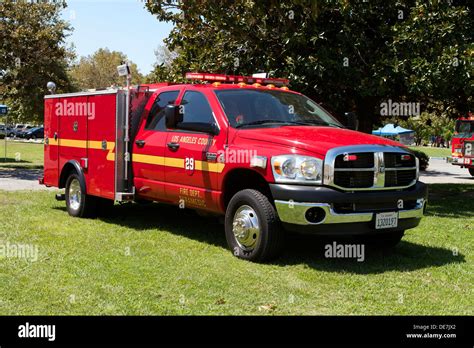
{"left": 375, "top": 212, "right": 398, "bottom": 229}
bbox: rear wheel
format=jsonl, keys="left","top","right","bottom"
{"left": 225, "top": 189, "right": 284, "bottom": 262}
{"left": 65, "top": 173, "right": 97, "bottom": 218}
{"left": 469, "top": 168, "right": 474, "bottom": 177}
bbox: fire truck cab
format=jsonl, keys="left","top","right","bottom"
{"left": 451, "top": 115, "right": 474, "bottom": 176}
{"left": 42, "top": 73, "right": 428, "bottom": 262}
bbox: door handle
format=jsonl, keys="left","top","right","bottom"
{"left": 135, "top": 140, "right": 146, "bottom": 147}
{"left": 167, "top": 142, "right": 180, "bottom": 151}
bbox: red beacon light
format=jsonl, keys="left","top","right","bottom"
{"left": 343, "top": 154, "right": 358, "bottom": 162}
{"left": 185, "top": 72, "right": 289, "bottom": 87}
{"left": 401, "top": 154, "right": 412, "bottom": 161}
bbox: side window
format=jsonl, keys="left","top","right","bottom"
{"left": 180, "top": 91, "right": 214, "bottom": 124}
{"left": 145, "top": 91, "right": 180, "bottom": 130}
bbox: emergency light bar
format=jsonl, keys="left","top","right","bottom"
{"left": 185, "top": 72, "right": 289, "bottom": 87}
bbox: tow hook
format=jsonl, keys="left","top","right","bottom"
{"left": 55, "top": 193, "right": 65, "bottom": 201}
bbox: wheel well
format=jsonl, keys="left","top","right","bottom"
{"left": 59, "top": 161, "right": 81, "bottom": 188}
{"left": 222, "top": 169, "right": 273, "bottom": 208}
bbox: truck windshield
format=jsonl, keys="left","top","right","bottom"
{"left": 214, "top": 89, "right": 343, "bottom": 129}
{"left": 455, "top": 120, "right": 474, "bottom": 134}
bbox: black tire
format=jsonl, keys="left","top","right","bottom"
{"left": 31, "top": 135, "right": 37, "bottom": 140}
{"left": 469, "top": 168, "right": 474, "bottom": 177}
{"left": 225, "top": 189, "right": 284, "bottom": 262}
{"left": 358, "top": 230, "right": 405, "bottom": 249}
{"left": 65, "top": 173, "right": 98, "bottom": 218}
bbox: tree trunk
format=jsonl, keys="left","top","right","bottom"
{"left": 355, "top": 96, "right": 379, "bottom": 134}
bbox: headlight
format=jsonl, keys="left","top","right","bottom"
{"left": 271, "top": 155, "right": 323, "bottom": 184}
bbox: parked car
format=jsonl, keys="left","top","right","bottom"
{"left": 7, "top": 124, "right": 25, "bottom": 137}
{"left": 25, "top": 127, "right": 44, "bottom": 140}
{"left": 0, "top": 125, "right": 12, "bottom": 133}
{"left": 15, "top": 125, "right": 35, "bottom": 138}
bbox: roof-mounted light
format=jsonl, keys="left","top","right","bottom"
{"left": 185, "top": 72, "right": 289, "bottom": 87}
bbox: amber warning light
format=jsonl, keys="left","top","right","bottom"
{"left": 185, "top": 72, "right": 289, "bottom": 87}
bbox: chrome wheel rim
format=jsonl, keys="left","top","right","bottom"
{"left": 232, "top": 205, "right": 260, "bottom": 251}
{"left": 68, "top": 178, "right": 81, "bottom": 211}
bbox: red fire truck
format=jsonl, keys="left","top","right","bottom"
{"left": 41, "top": 72, "right": 427, "bottom": 262}
{"left": 450, "top": 114, "right": 474, "bottom": 176}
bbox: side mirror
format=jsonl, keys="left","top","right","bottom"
{"left": 165, "top": 105, "right": 182, "bottom": 129}
{"left": 344, "top": 112, "right": 358, "bottom": 130}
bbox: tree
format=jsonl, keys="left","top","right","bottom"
{"left": 0, "top": 0, "right": 74, "bottom": 123}
{"left": 145, "top": 0, "right": 473, "bottom": 132}
{"left": 69, "top": 48, "right": 144, "bottom": 90}
{"left": 146, "top": 45, "right": 178, "bottom": 83}
{"left": 391, "top": 1, "right": 473, "bottom": 118}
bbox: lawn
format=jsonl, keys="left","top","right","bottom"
{"left": 0, "top": 140, "right": 43, "bottom": 168}
{"left": 0, "top": 184, "right": 472, "bottom": 315}
{"left": 409, "top": 146, "right": 452, "bottom": 158}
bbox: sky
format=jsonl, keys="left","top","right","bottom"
{"left": 62, "top": 0, "right": 173, "bottom": 75}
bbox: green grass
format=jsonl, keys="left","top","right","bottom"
{"left": 0, "top": 184, "right": 472, "bottom": 315}
{"left": 0, "top": 140, "right": 43, "bottom": 168}
{"left": 409, "top": 146, "right": 452, "bottom": 158}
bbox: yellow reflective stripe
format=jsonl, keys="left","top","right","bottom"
{"left": 48, "top": 138, "right": 113, "bottom": 150}
{"left": 194, "top": 161, "right": 225, "bottom": 173}
{"left": 49, "top": 138, "right": 225, "bottom": 173}
{"left": 132, "top": 154, "right": 184, "bottom": 169}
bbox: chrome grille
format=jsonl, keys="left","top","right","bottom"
{"left": 324, "top": 145, "right": 418, "bottom": 191}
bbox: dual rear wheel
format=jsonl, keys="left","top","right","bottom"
{"left": 65, "top": 173, "right": 113, "bottom": 218}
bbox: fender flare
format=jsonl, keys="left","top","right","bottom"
{"left": 59, "top": 160, "right": 85, "bottom": 189}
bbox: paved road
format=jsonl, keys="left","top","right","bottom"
{"left": 419, "top": 158, "right": 474, "bottom": 184}
{"left": 0, "top": 157, "right": 472, "bottom": 191}
{"left": 0, "top": 168, "right": 55, "bottom": 191}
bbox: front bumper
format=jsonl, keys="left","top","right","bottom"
{"left": 270, "top": 182, "right": 428, "bottom": 235}
{"left": 450, "top": 156, "right": 473, "bottom": 167}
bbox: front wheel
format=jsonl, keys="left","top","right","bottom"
{"left": 225, "top": 189, "right": 284, "bottom": 262}
{"left": 65, "top": 173, "right": 97, "bottom": 218}
{"left": 469, "top": 168, "right": 474, "bottom": 177}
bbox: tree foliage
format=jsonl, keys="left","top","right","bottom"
{"left": 69, "top": 48, "right": 144, "bottom": 90}
{"left": 146, "top": 45, "right": 178, "bottom": 83}
{"left": 146, "top": 0, "right": 473, "bottom": 132}
{"left": 0, "top": 0, "right": 74, "bottom": 123}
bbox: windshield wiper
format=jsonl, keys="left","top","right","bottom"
{"left": 235, "top": 119, "right": 344, "bottom": 129}
{"left": 291, "top": 120, "right": 344, "bottom": 128}
{"left": 235, "top": 120, "right": 293, "bottom": 128}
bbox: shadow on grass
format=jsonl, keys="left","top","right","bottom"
{"left": 426, "top": 183, "right": 474, "bottom": 218}
{"left": 0, "top": 158, "right": 31, "bottom": 163}
{"left": 272, "top": 234, "right": 464, "bottom": 274}
{"left": 54, "top": 196, "right": 464, "bottom": 274}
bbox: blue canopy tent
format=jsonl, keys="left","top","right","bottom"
{"left": 372, "top": 123, "right": 414, "bottom": 136}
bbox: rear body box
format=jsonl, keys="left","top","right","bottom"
{"left": 43, "top": 89, "right": 151, "bottom": 200}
